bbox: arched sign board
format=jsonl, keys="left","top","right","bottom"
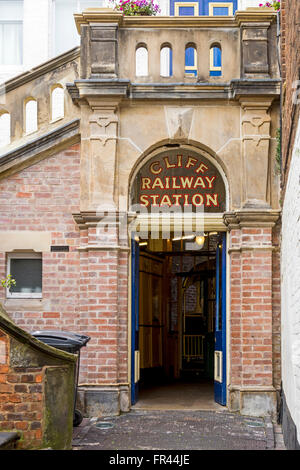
{"left": 131, "top": 149, "right": 226, "bottom": 213}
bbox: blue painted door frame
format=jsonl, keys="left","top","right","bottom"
{"left": 214, "top": 232, "right": 227, "bottom": 405}
{"left": 131, "top": 238, "right": 140, "bottom": 405}
{"left": 170, "top": 0, "right": 237, "bottom": 17}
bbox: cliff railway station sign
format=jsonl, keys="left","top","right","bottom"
{"left": 131, "top": 149, "right": 226, "bottom": 213}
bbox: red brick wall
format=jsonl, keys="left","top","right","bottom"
{"left": 229, "top": 226, "right": 279, "bottom": 389}
{"left": 0, "top": 145, "right": 84, "bottom": 371}
{"left": 78, "top": 226, "right": 129, "bottom": 385}
{"left": 272, "top": 223, "right": 281, "bottom": 389}
{"left": 0, "top": 331, "right": 44, "bottom": 449}
{"left": 0, "top": 146, "right": 129, "bottom": 387}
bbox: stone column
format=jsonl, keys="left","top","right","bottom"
{"left": 224, "top": 210, "right": 280, "bottom": 418}
{"left": 240, "top": 98, "right": 273, "bottom": 208}
{"left": 74, "top": 212, "right": 130, "bottom": 417}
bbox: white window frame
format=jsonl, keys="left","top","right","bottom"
{"left": 51, "top": 84, "right": 64, "bottom": 123}
{"left": 174, "top": 2, "right": 199, "bottom": 16}
{"left": 24, "top": 98, "right": 38, "bottom": 135}
{"left": 6, "top": 252, "right": 42, "bottom": 299}
{"left": 0, "top": 0, "right": 24, "bottom": 67}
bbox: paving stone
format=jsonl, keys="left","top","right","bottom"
{"left": 72, "top": 410, "right": 281, "bottom": 450}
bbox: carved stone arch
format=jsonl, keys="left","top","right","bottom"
{"left": 129, "top": 140, "right": 229, "bottom": 213}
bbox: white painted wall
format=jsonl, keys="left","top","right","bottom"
{"left": 281, "top": 117, "right": 300, "bottom": 444}
{"left": 23, "top": 0, "right": 51, "bottom": 70}
{"left": 238, "top": 0, "right": 262, "bottom": 9}
{"left": 0, "top": 0, "right": 52, "bottom": 83}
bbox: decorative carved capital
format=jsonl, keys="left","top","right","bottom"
{"left": 223, "top": 209, "right": 281, "bottom": 230}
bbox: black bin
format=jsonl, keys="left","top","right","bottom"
{"left": 31, "top": 330, "right": 90, "bottom": 427}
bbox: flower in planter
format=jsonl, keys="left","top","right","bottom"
{"left": 109, "top": 0, "right": 161, "bottom": 16}
{"left": 259, "top": 1, "right": 280, "bottom": 11}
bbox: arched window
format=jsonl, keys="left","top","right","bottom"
{"left": 0, "top": 111, "right": 10, "bottom": 147}
{"left": 210, "top": 45, "right": 222, "bottom": 77}
{"left": 25, "top": 98, "right": 38, "bottom": 134}
{"left": 51, "top": 85, "right": 64, "bottom": 121}
{"left": 136, "top": 46, "right": 148, "bottom": 77}
{"left": 185, "top": 45, "right": 197, "bottom": 77}
{"left": 160, "top": 45, "right": 172, "bottom": 77}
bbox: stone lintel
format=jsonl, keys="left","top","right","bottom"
{"left": 74, "top": 8, "right": 276, "bottom": 33}
{"left": 73, "top": 211, "right": 129, "bottom": 228}
{"left": 223, "top": 210, "right": 281, "bottom": 230}
{"left": 77, "top": 245, "right": 130, "bottom": 252}
{"left": 231, "top": 79, "right": 280, "bottom": 100}
{"left": 71, "top": 79, "right": 130, "bottom": 106}
{"left": 67, "top": 80, "right": 280, "bottom": 103}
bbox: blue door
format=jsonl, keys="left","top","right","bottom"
{"left": 131, "top": 238, "right": 140, "bottom": 405}
{"left": 214, "top": 232, "right": 227, "bottom": 405}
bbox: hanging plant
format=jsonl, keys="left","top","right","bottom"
{"left": 109, "top": 0, "right": 161, "bottom": 16}
{"left": 259, "top": 1, "right": 280, "bottom": 10}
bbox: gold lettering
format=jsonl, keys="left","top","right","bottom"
{"left": 141, "top": 177, "right": 151, "bottom": 189}
{"left": 185, "top": 157, "right": 198, "bottom": 169}
{"left": 195, "top": 163, "right": 209, "bottom": 174}
{"left": 205, "top": 176, "right": 216, "bottom": 188}
{"left": 193, "top": 177, "right": 206, "bottom": 189}
{"left": 152, "top": 177, "right": 164, "bottom": 189}
{"left": 140, "top": 195, "right": 149, "bottom": 207}
{"left": 160, "top": 194, "right": 172, "bottom": 206}
{"left": 206, "top": 194, "right": 218, "bottom": 207}
{"left": 163, "top": 156, "right": 176, "bottom": 169}
{"left": 180, "top": 176, "right": 194, "bottom": 189}
{"left": 192, "top": 194, "right": 204, "bottom": 206}
{"left": 150, "top": 162, "right": 162, "bottom": 175}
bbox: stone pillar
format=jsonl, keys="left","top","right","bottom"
{"left": 224, "top": 210, "right": 280, "bottom": 418}
{"left": 79, "top": 98, "right": 120, "bottom": 210}
{"left": 240, "top": 20, "right": 270, "bottom": 78}
{"left": 240, "top": 98, "right": 273, "bottom": 208}
{"left": 74, "top": 213, "right": 130, "bottom": 417}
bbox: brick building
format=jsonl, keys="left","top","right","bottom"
{"left": 280, "top": 0, "right": 300, "bottom": 450}
{"left": 0, "top": 4, "right": 282, "bottom": 422}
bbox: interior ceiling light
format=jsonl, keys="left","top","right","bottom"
{"left": 139, "top": 242, "right": 147, "bottom": 246}
{"left": 195, "top": 236, "right": 205, "bottom": 248}
{"left": 172, "top": 235, "right": 195, "bottom": 241}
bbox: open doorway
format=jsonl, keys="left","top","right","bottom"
{"left": 131, "top": 231, "right": 227, "bottom": 410}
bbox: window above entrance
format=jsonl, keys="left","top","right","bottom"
{"left": 170, "top": 0, "right": 237, "bottom": 16}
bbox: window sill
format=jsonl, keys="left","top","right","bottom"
{"left": 6, "top": 294, "right": 42, "bottom": 300}
{"left": 24, "top": 130, "right": 38, "bottom": 137}
{"left": 50, "top": 116, "right": 64, "bottom": 124}
{"left": 4, "top": 298, "right": 44, "bottom": 311}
